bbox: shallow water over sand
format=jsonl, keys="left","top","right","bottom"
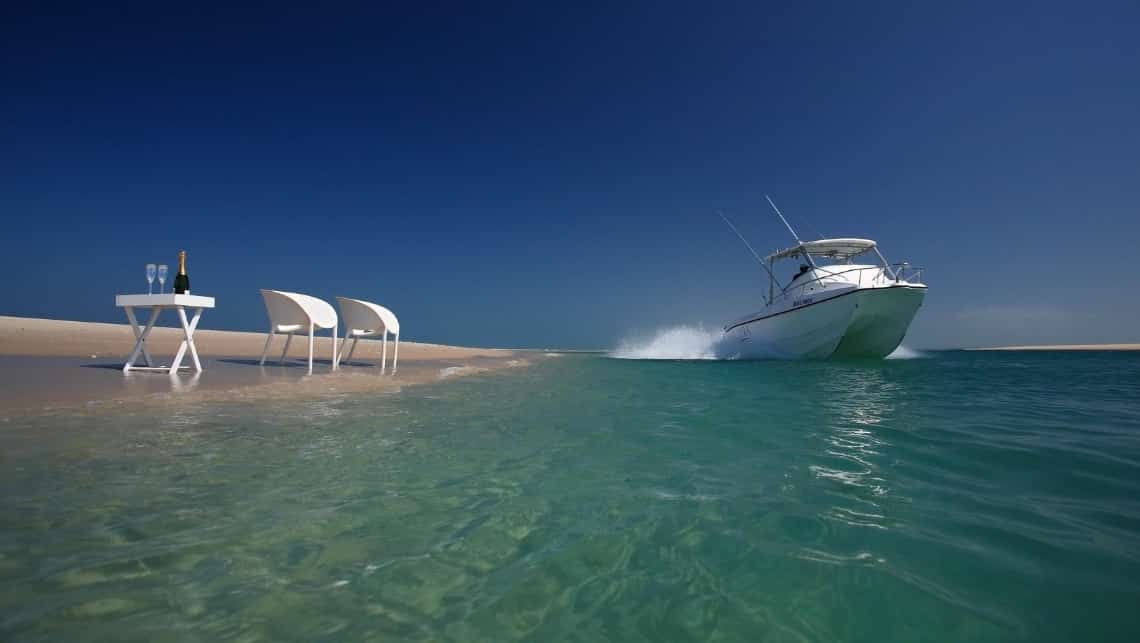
{"left": 0, "top": 354, "right": 523, "bottom": 413}
{"left": 2, "top": 352, "right": 1139, "bottom": 641}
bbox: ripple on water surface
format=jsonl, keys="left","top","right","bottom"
{"left": 1, "top": 351, "right": 1140, "bottom": 641}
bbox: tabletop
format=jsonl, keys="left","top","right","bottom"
{"left": 115, "top": 294, "right": 216, "bottom": 308}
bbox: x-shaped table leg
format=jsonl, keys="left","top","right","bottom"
{"left": 123, "top": 306, "right": 160, "bottom": 372}
{"left": 171, "top": 307, "right": 204, "bottom": 373}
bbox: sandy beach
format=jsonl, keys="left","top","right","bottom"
{"left": 0, "top": 316, "right": 528, "bottom": 413}
{"left": 0, "top": 315, "right": 513, "bottom": 361}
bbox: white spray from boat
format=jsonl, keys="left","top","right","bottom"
{"left": 610, "top": 326, "right": 725, "bottom": 360}
{"left": 609, "top": 321, "right": 926, "bottom": 361}
{"left": 885, "top": 346, "right": 927, "bottom": 359}
{"left": 609, "top": 325, "right": 790, "bottom": 360}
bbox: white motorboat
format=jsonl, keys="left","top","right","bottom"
{"left": 720, "top": 199, "right": 927, "bottom": 359}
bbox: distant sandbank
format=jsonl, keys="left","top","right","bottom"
{"left": 968, "top": 343, "right": 1140, "bottom": 351}
{"left": 0, "top": 316, "right": 529, "bottom": 413}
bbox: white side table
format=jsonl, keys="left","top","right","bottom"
{"left": 115, "top": 294, "right": 216, "bottom": 374}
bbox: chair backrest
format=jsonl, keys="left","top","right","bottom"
{"left": 337, "top": 297, "right": 399, "bottom": 335}
{"left": 261, "top": 290, "right": 338, "bottom": 329}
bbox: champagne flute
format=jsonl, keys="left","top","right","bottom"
{"left": 146, "top": 263, "right": 156, "bottom": 295}
{"left": 157, "top": 264, "right": 168, "bottom": 294}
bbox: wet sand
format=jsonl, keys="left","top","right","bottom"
{"left": 0, "top": 316, "right": 529, "bottom": 414}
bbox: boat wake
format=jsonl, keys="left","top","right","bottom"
{"left": 610, "top": 325, "right": 724, "bottom": 360}
{"left": 610, "top": 327, "right": 923, "bottom": 361}
{"left": 609, "top": 325, "right": 758, "bottom": 360}
{"left": 885, "top": 346, "right": 927, "bottom": 359}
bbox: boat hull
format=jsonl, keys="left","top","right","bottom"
{"left": 832, "top": 285, "right": 927, "bottom": 358}
{"left": 724, "top": 290, "right": 858, "bottom": 359}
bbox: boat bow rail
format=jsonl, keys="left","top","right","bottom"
{"left": 785, "top": 263, "right": 926, "bottom": 293}
{"left": 890, "top": 263, "right": 925, "bottom": 284}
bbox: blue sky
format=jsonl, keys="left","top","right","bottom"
{"left": 2, "top": 1, "right": 1138, "bottom": 349}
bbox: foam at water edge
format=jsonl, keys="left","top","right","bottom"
{"left": 885, "top": 345, "right": 926, "bottom": 359}
{"left": 610, "top": 326, "right": 725, "bottom": 360}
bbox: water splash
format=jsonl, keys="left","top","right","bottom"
{"left": 612, "top": 329, "right": 924, "bottom": 361}
{"left": 439, "top": 366, "right": 484, "bottom": 378}
{"left": 610, "top": 325, "right": 728, "bottom": 360}
{"left": 885, "top": 346, "right": 927, "bottom": 360}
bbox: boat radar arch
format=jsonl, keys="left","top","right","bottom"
{"left": 765, "top": 238, "right": 877, "bottom": 262}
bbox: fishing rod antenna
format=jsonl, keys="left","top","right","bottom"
{"left": 717, "top": 210, "right": 775, "bottom": 305}
{"left": 765, "top": 194, "right": 803, "bottom": 245}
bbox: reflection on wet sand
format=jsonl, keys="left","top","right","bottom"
{"left": 169, "top": 371, "right": 202, "bottom": 393}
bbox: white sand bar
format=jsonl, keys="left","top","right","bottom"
{"left": 0, "top": 316, "right": 527, "bottom": 413}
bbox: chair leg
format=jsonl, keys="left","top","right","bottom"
{"left": 307, "top": 325, "right": 314, "bottom": 375}
{"left": 344, "top": 337, "right": 359, "bottom": 364}
{"left": 259, "top": 329, "right": 275, "bottom": 366}
{"left": 392, "top": 333, "right": 399, "bottom": 375}
{"left": 280, "top": 334, "right": 293, "bottom": 364}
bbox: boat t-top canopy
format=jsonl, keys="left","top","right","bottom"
{"left": 765, "top": 238, "right": 877, "bottom": 262}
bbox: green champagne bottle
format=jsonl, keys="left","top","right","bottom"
{"left": 174, "top": 250, "right": 191, "bottom": 294}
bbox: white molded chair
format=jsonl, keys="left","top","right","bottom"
{"left": 336, "top": 296, "right": 400, "bottom": 374}
{"left": 259, "top": 289, "right": 339, "bottom": 375}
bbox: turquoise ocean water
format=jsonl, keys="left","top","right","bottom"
{"left": 2, "top": 351, "right": 1139, "bottom": 641}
